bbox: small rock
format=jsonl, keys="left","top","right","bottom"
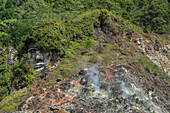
{"left": 80, "top": 77, "right": 88, "bottom": 85}
{"left": 56, "top": 78, "right": 62, "bottom": 82}
{"left": 48, "top": 106, "right": 59, "bottom": 111}
{"left": 79, "top": 69, "right": 88, "bottom": 75}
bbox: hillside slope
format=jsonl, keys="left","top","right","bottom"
{"left": 0, "top": 10, "right": 169, "bottom": 113}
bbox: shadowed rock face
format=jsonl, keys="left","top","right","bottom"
{"left": 28, "top": 48, "right": 49, "bottom": 71}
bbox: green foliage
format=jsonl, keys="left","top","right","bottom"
{"left": 1, "top": 104, "right": 17, "bottom": 112}
{"left": 0, "top": 47, "right": 12, "bottom": 101}
{"left": 104, "top": 0, "right": 169, "bottom": 34}
{"left": 20, "top": 10, "right": 104, "bottom": 59}
{"left": 44, "top": 0, "right": 170, "bottom": 34}
{"left": 0, "top": 0, "right": 169, "bottom": 48}
{"left": 12, "top": 61, "right": 34, "bottom": 90}
{"left": 0, "top": 87, "right": 32, "bottom": 112}
{"left": 0, "top": 0, "right": 14, "bottom": 20}
{"left": 135, "top": 0, "right": 169, "bottom": 33}
{"left": 138, "top": 56, "right": 163, "bottom": 76}
{"left": 0, "top": 0, "right": 57, "bottom": 48}
{"left": 0, "top": 19, "right": 17, "bottom": 46}
{"left": 99, "top": 9, "right": 110, "bottom": 22}
{"left": 0, "top": 46, "right": 34, "bottom": 101}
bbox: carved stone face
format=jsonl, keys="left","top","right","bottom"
{"left": 28, "top": 48, "right": 49, "bottom": 71}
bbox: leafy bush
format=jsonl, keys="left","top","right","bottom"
{"left": 0, "top": 46, "right": 34, "bottom": 101}
{"left": 20, "top": 10, "right": 103, "bottom": 59}
{"left": 12, "top": 61, "right": 34, "bottom": 90}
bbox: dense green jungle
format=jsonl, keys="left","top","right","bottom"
{"left": 0, "top": 0, "right": 169, "bottom": 113}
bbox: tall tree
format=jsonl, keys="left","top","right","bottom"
{"left": 137, "top": 0, "right": 169, "bottom": 33}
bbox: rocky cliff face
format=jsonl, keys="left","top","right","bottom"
{"left": 16, "top": 65, "right": 168, "bottom": 113}
{"left": 134, "top": 34, "right": 169, "bottom": 75}
{"left": 95, "top": 24, "right": 170, "bottom": 75}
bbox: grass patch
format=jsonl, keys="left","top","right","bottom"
{"left": 0, "top": 87, "right": 33, "bottom": 112}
